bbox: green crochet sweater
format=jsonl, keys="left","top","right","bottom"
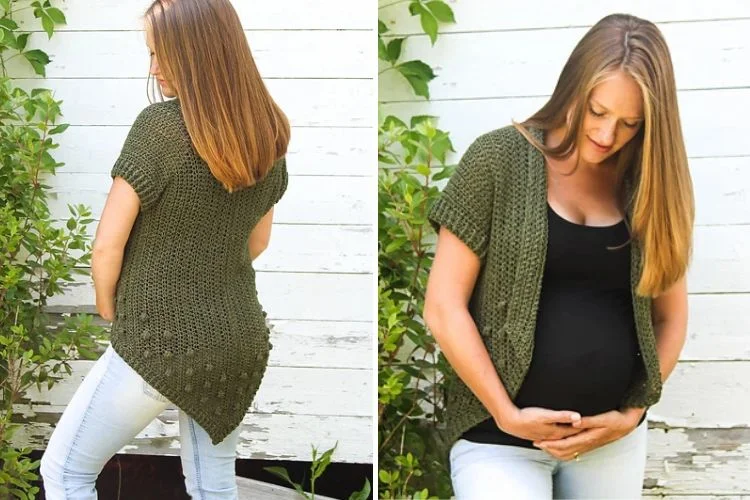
{"left": 427, "top": 124, "right": 662, "bottom": 466}
{"left": 108, "top": 98, "right": 288, "bottom": 444}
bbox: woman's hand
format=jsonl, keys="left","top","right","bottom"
{"left": 532, "top": 408, "right": 644, "bottom": 461}
{"left": 497, "top": 406, "right": 585, "bottom": 442}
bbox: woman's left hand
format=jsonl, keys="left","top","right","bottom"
{"left": 532, "top": 408, "right": 643, "bottom": 461}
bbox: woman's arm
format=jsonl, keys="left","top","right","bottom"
{"left": 248, "top": 208, "right": 274, "bottom": 261}
{"left": 620, "top": 275, "right": 688, "bottom": 422}
{"left": 92, "top": 177, "right": 140, "bottom": 321}
{"left": 651, "top": 274, "right": 689, "bottom": 383}
{"left": 424, "top": 227, "right": 514, "bottom": 423}
{"left": 424, "top": 227, "right": 582, "bottom": 441}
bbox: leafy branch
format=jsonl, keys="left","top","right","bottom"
{"left": 378, "top": 0, "right": 455, "bottom": 98}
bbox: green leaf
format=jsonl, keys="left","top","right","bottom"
{"left": 409, "top": 2, "right": 438, "bottom": 45}
{"left": 0, "top": 0, "right": 10, "bottom": 13}
{"left": 49, "top": 123, "right": 69, "bottom": 135}
{"left": 23, "top": 49, "right": 50, "bottom": 76}
{"left": 426, "top": 1, "right": 455, "bottom": 23}
{"left": 347, "top": 477, "right": 371, "bottom": 500}
{"left": 16, "top": 33, "right": 30, "bottom": 51}
{"left": 395, "top": 60, "right": 435, "bottom": 99}
{"left": 420, "top": 10, "right": 439, "bottom": 45}
{"left": 378, "top": 37, "right": 388, "bottom": 62}
{"left": 378, "top": 20, "right": 388, "bottom": 35}
{"left": 41, "top": 13, "right": 54, "bottom": 39}
{"left": 46, "top": 7, "right": 67, "bottom": 24}
{"left": 410, "top": 114, "right": 437, "bottom": 128}
{"left": 382, "top": 115, "right": 407, "bottom": 130}
{"left": 378, "top": 469, "right": 391, "bottom": 484}
{"left": 0, "top": 17, "right": 19, "bottom": 30}
{"left": 386, "top": 37, "right": 404, "bottom": 62}
{"left": 263, "top": 466, "right": 298, "bottom": 490}
{"left": 24, "top": 49, "right": 51, "bottom": 64}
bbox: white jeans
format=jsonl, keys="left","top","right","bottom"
{"left": 40, "top": 343, "right": 243, "bottom": 499}
{"left": 449, "top": 418, "right": 648, "bottom": 499}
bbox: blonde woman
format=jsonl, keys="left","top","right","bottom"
{"left": 39, "top": 0, "right": 289, "bottom": 497}
{"left": 424, "top": 14, "right": 693, "bottom": 498}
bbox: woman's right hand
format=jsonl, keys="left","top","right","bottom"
{"left": 496, "top": 406, "right": 584, "bottom": 442}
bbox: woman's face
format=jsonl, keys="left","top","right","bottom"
{"left": 577, "top": 70, "right": 644, "bottom": 165}
{"left": 145, "top": 25, "right": 177, "bottom": 98}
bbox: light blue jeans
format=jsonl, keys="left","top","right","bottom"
{"left": 40, "top": 343, "right": 243, "bottom": 499}
{"left": 449, "top": 418, "right": 648, "bottom": 499}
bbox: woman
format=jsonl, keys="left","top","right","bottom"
{"left": 39, "top": 0, "right": 290, "bottom": 497}
{"left": 424, "top": 14, "right": 693, "bottom": 499}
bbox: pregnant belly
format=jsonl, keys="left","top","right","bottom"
{"left": 513, "top": 290, "right": 640, "bottom": 416}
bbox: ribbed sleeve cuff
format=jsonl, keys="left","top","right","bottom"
{"left": 111, "top": 154, "right": 162, "bottom": 211}
{"left": 428, "top": 197, "right": 489, "bottom": 259}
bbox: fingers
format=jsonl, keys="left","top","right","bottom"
{"left": 574, "top": 410, "right": 620, "bottom": 429}
{"left": 543, "top": 410, "right": 581, "bottom": 425}
{"left": 534, "top": 428, "right": 599, "bottom": 452}
{"left": 552, "top": 425, "right": 585, "bottom": 440}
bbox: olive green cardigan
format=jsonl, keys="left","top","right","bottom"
{"left": 109, "top": 98, "right": 288, "bottom": 444}
{"left": 427, "top": 124, "right": 662, "bottom": 467}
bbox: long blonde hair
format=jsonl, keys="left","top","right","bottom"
{"left": 514, "top": 13, "right": 694, "bottom": 297}
{"left": 144, "top": 0, "right": 290, "bottom": 192}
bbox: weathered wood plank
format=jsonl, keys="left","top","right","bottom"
{"left": 684, "top": 295, "right": 750, "bottom": 361}
{"left": 644, "top": 427, "right": 750, "bottom": 494}
{"left": 12, "top": 78, "right": 373, "bottom": 127}
{"left": 691, "top": 157, "right": 750, "bottom": 226}
{"left": 14, "top": 0, "right": 370, "bottom": 31}
{"left": 51, "top": 126, "right": 371, "bottom": 177}
{"left": 649, "top": 362, "right": 750, "bottom": 429}
{"left": 45, "top": 273, "right": 372, "bottom": 322}
{"left": 379, "top": 20, "right": 750, "bottom": 101}
{"left": 237, "top": 477, "right": 337, "bottom": 500}
{"left": 6, "top": 31, "right": 371, "bottom": 79}
{"left": 380, "top": 1, "right": 750, "bottom": 34}
{"left": 47, "top": 175, "right": 372, "bottom": 226}
{"left": 690, "top": 226, "right": 750, "bottom": 293}
{"left": 380, "top": 89, "right": 750, "bottom": 159}
{"left": 11, "top": 413, "right": 373, "bottom": 463}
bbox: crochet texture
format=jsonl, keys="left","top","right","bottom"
{"left": 427, "top": 125, "right": 662, "bottom": 469}
{"left": 108, "top": 98, "right": 288, "bottom": 444}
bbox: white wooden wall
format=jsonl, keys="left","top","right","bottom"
{"left": 380, "top": 1, "right": 750, "bottom": 495}
{"left": 8, "top": 0, "right": 374, "bottom": 464}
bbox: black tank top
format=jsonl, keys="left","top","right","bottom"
{"left": 461, "top": 202, "right": 644, "bottom": 447}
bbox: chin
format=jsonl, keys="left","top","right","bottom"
{"left": 581, "top": 145, "right": 615, "bottom": 165}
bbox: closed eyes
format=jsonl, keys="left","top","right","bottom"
{"left": 588, "top": 105, "right": 640, "bottom": 129}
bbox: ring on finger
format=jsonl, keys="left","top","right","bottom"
{"left": 573, "top": 452, "right": 580, "bottom": 461}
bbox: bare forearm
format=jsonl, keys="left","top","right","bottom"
{"left": 426, "top": 304, "right": 515, "bottom": 423}
{"left": 91, "top": 247, "right": 123, "bottom": 304}
{"left": 654, "top": 318, "right": 687, "bottom": 383}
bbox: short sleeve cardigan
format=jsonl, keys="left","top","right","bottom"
{"left": 427, "top": 124, "right": 662, "bottom": 469}
{"left": 109, "top": 98, "right": 288, "bottom": 444}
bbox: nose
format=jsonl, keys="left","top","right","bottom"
{"left": 595, "top": 122, "right": 616, "bottom": 147}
